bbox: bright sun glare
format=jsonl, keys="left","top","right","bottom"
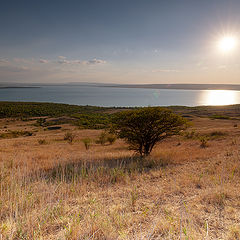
{"left": 218, "top": 36, "right": 238, "bottom": 53}
{"left": 204, "top": 90, "right": 237, "bottom": 106}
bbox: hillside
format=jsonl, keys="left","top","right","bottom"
{"left": 0, "top": 102, "right": 240, "bottom": 239}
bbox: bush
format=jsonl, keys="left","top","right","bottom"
{"left": 200, "top": 137, "right": 208, "bottom": 148}
{"left": 96, "top": 131, "right": 108, "bottom": 145}
{"left": 184, "top": 130, "right": 198, "bottom": 139}
{"left": 95, "top": 131, "right": 117, "bottom": 145}
{"left": 38, "top": 139, "right": 47, "bottom": 145}
{"left": 107, "top": 134, "right": 117, "bottom": 145}
{"left": 82, "top": 138, "right": 92, "bottom": 150}
{"left": 36, "top": 118, "right": 46, "bottom": 126}
{"left": 112, "top": 107, "right": 187, "bottom": 156}
{"left": 64, "top": 132, "right": 75, "bottom": 144}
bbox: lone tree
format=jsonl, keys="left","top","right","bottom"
{"left": 112, "top": 107, "right": 187, "bottom": 156}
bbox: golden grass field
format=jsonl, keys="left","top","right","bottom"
{"left": 1, "top": 116, "right": 240, "bottom": 239}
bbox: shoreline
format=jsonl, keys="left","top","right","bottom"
{"left": 100, "top": 83, "right": 240, "bottom": 91}
{"left": 0, "top": 86, "right": 41, "bottom": 89}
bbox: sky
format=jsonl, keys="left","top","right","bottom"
{"left": 0, "top": 0, "right": 240, "bottom": 84}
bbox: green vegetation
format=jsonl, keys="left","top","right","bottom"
{"left": 96, "top": 131, "right": 108, "bottom": 145}
{"left": 0, "top": 102, "right": 115, "bottom": 129}
{"left": 107, "top": 133, "right": 117, "bottom": 145}
{"left": 95, "top": 131, "right": 117, "bottom": 145}
{"left": 72, "top": 113, "right": 111, "bottom": 129}
{"left": 82, "top": 138, "right": 92, "bottom": 150}
{"left": 1, "top": 102, "right": 240, "bottom": 132}
{"left": 35, "top": 118, "right": 47, "bottom": 126}
{"left": 112, "top": 107, "right": 187, "bottom": 156}
{"left": 210, "top": 114, "right": 230, "bottom": 120}
{"left": 0, "top": 102, "right": 107, "bottom": 118}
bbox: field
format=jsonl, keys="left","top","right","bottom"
{"left": 1, "top": 102, "right": 240, "bottom": 239}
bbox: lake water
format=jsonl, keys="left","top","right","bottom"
{"left": 0, "top": 85, "right": 240, "bottom": 107}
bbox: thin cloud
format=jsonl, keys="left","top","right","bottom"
{"left": 58, "top": 56, "right": 66, "bottom": 59}
{"left": 0, "top": 58, "right": 9, "bottom": 64}
{"left": 39, "top": 59, "right": 49, "bottom": 63}
{"left": 86, "top": 58, "right": 106, "bottom": 65}
{"left": 152, "top": 69, "right": 180, "bottom": 73}
{"left": 57, "top": 58, "right": 107, "bottom": 65}
{"left": 13, "top": 58, "right": 35, "bottom": 64}
{"left": 57, "top": 59, "right": 71, "bottom": 64}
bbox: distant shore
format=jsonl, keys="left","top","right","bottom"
{"left": 100, "top": 84, "right": 240, "bottom": 91}
{"left": 0, "top": 86, "right": 41, "bottom": 89}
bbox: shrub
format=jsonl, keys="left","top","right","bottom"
{"left": 209, "top": 131, "right": 226, "bottom": 137}
{"left": 206, "top": 131, "right": 227, "bottom": 140}
{"left": 96, "top": 131, "right": 108, "bottom": 145}
{"left": 107, "top": 134, "right": 117, "bottom": 145}
{"left": 184, "top": 130, "right": 198, "bottom": 139}
{"left": 64, "top": 132, "right": 75, "bottom": 144}
{"left": 200, "top": 136, "right": 208, "bottom": 148}
{"left": 112, "top": 107, "right": 187, "bottom": 156}
{"left": 38, "top": 139, "right": 47, "bottom": 145}
{"left": 36, "top": 118, "right": 46, "bottom": 126}
{"left": 82, "top": 138, "right": 92, "bottom": 150}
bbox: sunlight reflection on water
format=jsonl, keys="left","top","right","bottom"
{"left": 199, "top": 90, "right": 240, "bottom": 106}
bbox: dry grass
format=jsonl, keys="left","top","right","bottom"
{"left": 0, "top": 117, "right": 240, "bottom": 239}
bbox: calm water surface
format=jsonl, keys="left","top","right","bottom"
{"left": 0, "top": 86, "right": 240, "bottom": 107}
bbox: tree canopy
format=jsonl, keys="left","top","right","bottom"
{"left": 112, "top": 107, "right": 187, "bottom": 156}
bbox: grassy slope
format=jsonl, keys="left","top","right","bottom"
{"left": 0, "top": 102, "right": 240, "bottom": 239}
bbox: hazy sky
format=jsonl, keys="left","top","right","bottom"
{"left": 0, "top": 0, "right": 240, "bottom": 84}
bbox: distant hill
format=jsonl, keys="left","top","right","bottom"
{"left": 101, "top": 83, "right": 240, "bottom": 91}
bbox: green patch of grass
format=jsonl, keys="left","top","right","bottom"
{"left": 72, "top": 113, "right": 112, "bottom": 129}
{"left": 201, "top": 131, "right": 227, "bottom": 140}
{"left": 0, "top": 102, "right": 108, "bottom": 118}
{"left": 210, "top": 115, "right": 230, "bottom": 120}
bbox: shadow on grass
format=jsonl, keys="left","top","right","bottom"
{"left": 30, "top": 155, "right": 171, "bottom": 184}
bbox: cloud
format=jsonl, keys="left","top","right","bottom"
{"left": 57, "top": 59, "right": 71, "bottom": 64}
{"left": 85, "top": 58, "right": 107, "bottom": 65}
{"left": 13, "top": 58, "right": 35, "bottom": 64}
{"left": 58, "top": 56, "right": 66, "bottom": 59}
{"left": 39, "top": 59, "right": 49, "bottom": 63}
{"left": 57, "top": 58, "right": 107, "bottom": 65}
{"left": 152, "top": 69, "right": 180, "bottom": 73}
{"left": 0, "top": 58, "right": 9, "bottom": 64}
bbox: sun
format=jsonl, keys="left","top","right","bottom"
{"left": 218, "top": 35, "right": 237, "bottom": 53}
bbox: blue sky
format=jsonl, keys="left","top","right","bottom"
{"left": 0, "top": 0, "right": 240, "bottom": 84}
